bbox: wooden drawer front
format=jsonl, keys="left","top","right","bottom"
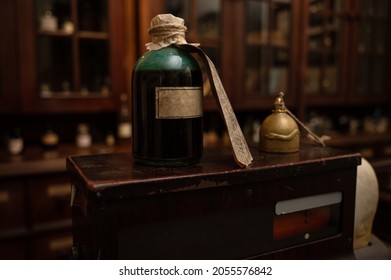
{"left": 0, "top": 238, "right": 28, "bottom": 260}
{"left": 0, "top": 180, "right": 25, "bottom": 231}
{"left": 32, "top": 231, "right": 73, "bottom": 260}
{"left": 28, "top": 175, "right": 72, "bottom": 225}
{"left": 113, "top": 169, "right": 355, "bottom": 259}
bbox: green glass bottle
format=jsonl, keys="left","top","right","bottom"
{"left": 131, "top": 45, "right": 203, "bottom": 166}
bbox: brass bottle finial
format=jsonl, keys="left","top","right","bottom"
{"left": 259, "top": 92, "right": 300, "bottom": 153}
{"left": 274, "top": 92, "right": 286, "bottom": 113}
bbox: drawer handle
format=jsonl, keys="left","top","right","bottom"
{"left": 47, "top": 183, "right": 71, "bottom": 198}
{"left": 49, "top": 236, "right": 73, "bottom": 252}
{"left": 0, "top": 190, "right": 10, "bottom": 204}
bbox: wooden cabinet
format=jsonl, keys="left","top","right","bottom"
{"left": 137, "top": 0, "right": 391, "bottom": 117}
{"left": 14, "top": 0, "right": 126, "bottom": 113}
{"left": 0, "top": 180, "right": 26, "bottom": 233}
{"left": 237, "top": 0, "right": 299, "bottom": 109}
{"left": 301, "top": 0, "right": 347, "bottom": 104}
{"left": 0, "top": 179, "right": 28, "bottom": 260}
{"left": 0, "top": 173, "right": 73, "bottom": 260}
{"left": 301, "top": 0, "right": 391, "bottom": 106}
{"left": 28, "top": 175, "right": 72, "bottom": 226}
{"left": 0, "top": 0, "right": 19, "bottom": 113}
{"left": 300, "top": 0, "right": 391, "bottom": 162}
{"left": 138, "top": 0, "right": 299, "bottom": 111}
{"left": 0, "top": 239, "right": 29, "bottom": 260}
{"left": 349, "top": 0, "right": 390, "bottom": 104}
{"left": 0, "top": 142, "right": 131, "bottom": 259}
{"left": 32, "top": 230, "right": 73, "bottom": 260}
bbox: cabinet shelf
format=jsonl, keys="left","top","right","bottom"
{"left": 37, "top": 30, "right": 109, "bottom": 40}
{"left": 37, "top": 30, "right": 72, "bottom": 37}
{"left": 11, "top": 0, "right": 126, "bottom": 114}
{"left": 193, "top": 37, "right": 219, "bottom": 46}
{"left": 246, "top": 32, "right": 289, "bottom": 48}
{"left": 78, "top": 31, "right": 109, "bottom": 40}
{"left": 0, "top": 227, "right": 29, "bottom": 240}
{"left": 246, "top": 42, "right": 289, "bottom": 49}
{"left": 32, "top": 219, "right": 72, "bottom": 234}
{"left": 307, "top": 24, "right": 338, "bottom": 37}
{"left": 324, "top": 132, "right": 391, "bottom": 147}
{"left": 39, "top": 92, "right": 111, "bottom": 99}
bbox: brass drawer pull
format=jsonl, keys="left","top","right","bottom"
{"left": 0, "top": 190, "right": 10, "bottom": 204}
{"left": 49, "top": 236, "right": 73, "bottom": 252}
{"left": 46, "top": 183, "right": 71, "bottom": 198}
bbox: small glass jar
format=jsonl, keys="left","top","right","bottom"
{"left": 8, "top": 128, "right": 24, "bottom": 156}
{"left": 41, "top": 129, "right": 59, "bottom": 150}
{"left": 76, "top": 123, "right": 92, "bottom": 149}
{"left": 40, "top": 10, "right": 58, "bottom": 32}
{"left": 117, "top": 93, "right": 132, "bottom": 140}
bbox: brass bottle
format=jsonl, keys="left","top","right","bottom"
{"left": 259, "top": 92, "right": 300, "bottom": 153}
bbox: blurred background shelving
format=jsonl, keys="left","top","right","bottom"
{"left": 0, "top": 0, "right": 390, "bottom": 259}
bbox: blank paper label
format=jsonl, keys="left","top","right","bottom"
{"left": 155, "top": 87, "right": 203, "bottom": 119}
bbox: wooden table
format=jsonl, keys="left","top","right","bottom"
{"left": 67, "top": 144, "right": 361, "bottom": 259}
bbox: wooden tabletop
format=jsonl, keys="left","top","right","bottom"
{"left": 67, "top": 144, "right": 361, "bottom": 198}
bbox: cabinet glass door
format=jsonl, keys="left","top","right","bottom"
{"left": 164, "top": 0, "right": 222, "bottom": 81}
{"left": 353, "top": 0, "right": 389, "bottom": 98}
{"left": 0, "top": 0, "right": 19, "bottom": 112}
{"left": 244, "top": 0, "right": 292, "bottom": 98}
{"left": 304, "top": 0, "right": 343, "bottom": 97}
{"left": 35, "top": 0, "right": 110, "bottom": 98}
{"left": 164, "top": 0, "right": 221, "bottom": 61}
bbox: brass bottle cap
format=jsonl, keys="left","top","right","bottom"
{"left": 259, "top": 92, "right": 300, "bottom": 153}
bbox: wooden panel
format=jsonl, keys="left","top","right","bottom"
{"left": 16, "top": 0, "right": 125, "bottom": 113}
{"left": 0, "top": 0, "right": 19, "bottom": 112}
{"left": 32, "top": 230, "right": 73, "bottom": 260}
{"left": 28, "top": 174, "right": 72, "bottom": 225}
{"left": 0, "top": 238, "right": 28, "bottom": 260}
{"left": 0, "top": 179, "right": 26, "bottom": 231}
